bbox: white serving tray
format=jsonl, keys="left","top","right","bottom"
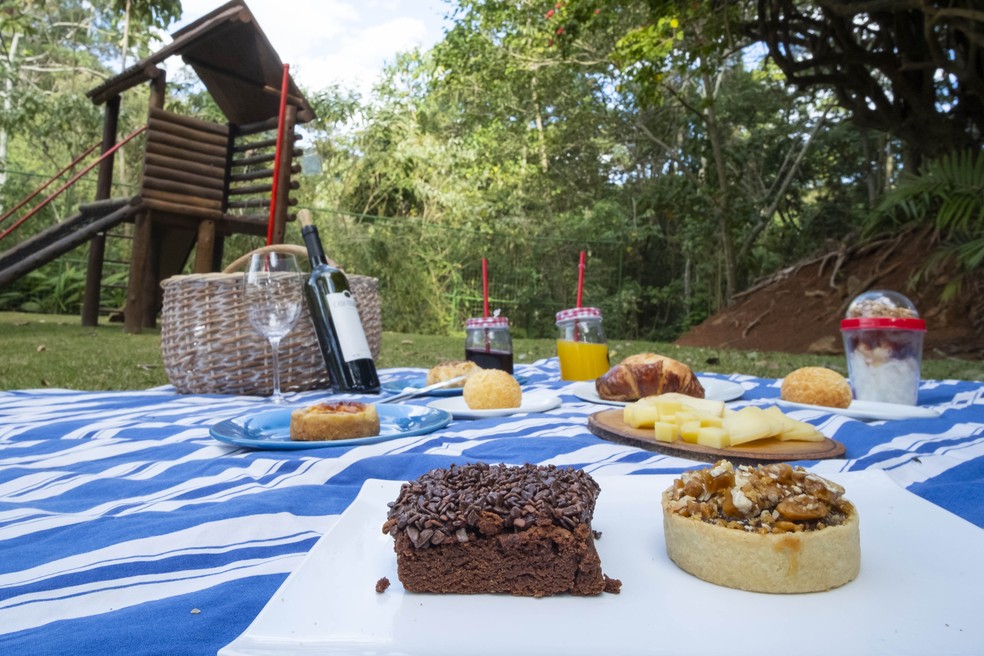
{"left": 220, "top": 472, "right": 984, "bottom": 656}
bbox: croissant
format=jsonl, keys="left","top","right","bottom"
{"left": 595, "top": 353, "right": 704, "bottom": 402}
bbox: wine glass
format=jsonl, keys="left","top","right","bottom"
{"left": 244, "top": 251, "right": 303, "bottom": 403}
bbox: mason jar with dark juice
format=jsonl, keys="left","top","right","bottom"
{"left": 465, "top": 316, "right": 513, "bottom": 374}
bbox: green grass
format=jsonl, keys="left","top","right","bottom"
{"left": 1, "top": 312, "right": 980, "bottom": 391}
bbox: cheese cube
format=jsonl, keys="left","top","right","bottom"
{"left": 696, "top": 426, "right": 730, "bottom": 449}
{"left": 623, "top": 402, "right": 661, "bottom": 429}
{"left": 653, "top": 421, "right": 677, "bottom": 443}
{"left": 679, "top": 419, "right": 701, "bottom": 443}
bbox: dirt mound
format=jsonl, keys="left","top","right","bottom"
{"left": 675, "top": 228, "right": 984, "bottom": 359}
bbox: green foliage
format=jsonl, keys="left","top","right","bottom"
{"left": 282, "top": 0, "right": 885, "bottom": 342}
{"left": 107, "top": 0, "right": 182, "bottom": 29}
{"left": 0, "top": 260, "right": 87, "bottom": 314}
{"left": 2, "top": 0, "right": 951, "bottom": 346}
{"left": 0, "top": 0, "right": 150, "bottom": 244}
{"left": 867, "top": 150, "right": 984, "bottom": 299}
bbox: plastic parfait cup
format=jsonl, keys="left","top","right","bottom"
{"left": 555, "top": 307, "right": 610, "bottom": 381}
{"left": 840, "top": 290, "right": 926, "bottom": 406}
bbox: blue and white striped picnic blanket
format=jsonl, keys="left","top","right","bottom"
{"left": 1, "top": 360, "right": 982, "bottom": 654}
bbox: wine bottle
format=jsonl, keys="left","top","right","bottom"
{"left": 299, "top": 212, "right": 381, "bottom": 393}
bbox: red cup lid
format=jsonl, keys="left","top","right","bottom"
{"left": 466, "top": 316, "right": 509, "bottom": 329}
{"left": 556, "top": 307, "right": 602, "bottom": 322}
{"left": 840, "top": 317, "right": 926, "bottom": 331}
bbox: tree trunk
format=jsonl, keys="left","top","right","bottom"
{"left": 530, "top": 75, "right": 549, "bottom": 173}
{"left": 121, "top": 0, "right": 132, "bottom": 70}
{"left": 701, "top": 71, "right": 736, "bottom": 304}
{"left": 0, "top": 32, "right": 20, "bottom": 198}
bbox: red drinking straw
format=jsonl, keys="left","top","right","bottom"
{"left": 266, "top": 63, "right": 291, "bottom": 245}
{"left": 482, "top": 258, "right": 490, "bottom": 318}
{"left": 576, "top": 250, "right": 586, "bottom": 308}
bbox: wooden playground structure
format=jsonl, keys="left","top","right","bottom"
{"left": 0, "top": 0, "right": 314, "bottom": 333}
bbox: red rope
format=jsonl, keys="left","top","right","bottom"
{"left": 0, "top": 126, "right": 146, "bottom": 243}
{"left": 266, "top": 63, "right": 290, "bottom": 245}
{"left": 0, "top": 141, "right": 100, "bottom": 228}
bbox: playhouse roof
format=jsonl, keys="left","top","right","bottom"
{"left": 87, "top": 0, "right": 315, "bottom": 126}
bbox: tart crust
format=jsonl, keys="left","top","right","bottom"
{"left": 661, "top": 461, "right": 860, "bottom": 593}
{"left": 289, "top": 401, "right": 380, "bottom": 441}
{"left": 663, "top": 490, "right": 859, "bottom": 593}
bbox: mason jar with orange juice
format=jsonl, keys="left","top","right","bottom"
{"left": 555, "top": 307, "right": 610, "bottom": 381}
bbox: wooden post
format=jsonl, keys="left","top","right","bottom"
{"left": 141, "top": 222, "right": 162, "bottom": 328}
{"left": 194, "top": 219, "right": 216, "bottom": 273}
{"left": 212, "top": 233, "right": 226, "bottom": 271}
{"left": 82, "top": 95, "right": 120, "bottom": 326}
{"left": 123, "top": 70, "right": 166, "bottom": 334}
{"left": 124, "top": 210, "right": 152, "bottom": 334}
{"left": 270, "top": 104, "right": 297, "bottom": 245}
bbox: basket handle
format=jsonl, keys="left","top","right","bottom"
{"left": 222, "top": 244, "right": 341, "bottom": 273}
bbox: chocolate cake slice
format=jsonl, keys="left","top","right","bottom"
{"left": 382, "top": 462, "right": 613, "bottom": 597}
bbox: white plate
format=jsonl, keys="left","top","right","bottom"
{"left": 220, "top": 472, "right": 984, "bottom": 656}
{"left": 382, "top": 372, "right": 530, "bottom": 397}
{"left": 571, "top": 376, "right": 744, "bottom": 406}
{"left": 426, "top": 394, "right": 562, "bottom": 419}
{"left": 776, "top": 398, "right": 940, "bottom": 421}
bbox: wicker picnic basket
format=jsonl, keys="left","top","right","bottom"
{"left": 160, "top": 244, "right": 382, "bottom": 396}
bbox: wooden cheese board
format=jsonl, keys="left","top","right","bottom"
{"left": 587, "top": 408, "right": 845, "bottom": 465}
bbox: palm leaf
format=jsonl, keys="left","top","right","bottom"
{"left": 869, "top": 149, "right": 984, "bottom": 299}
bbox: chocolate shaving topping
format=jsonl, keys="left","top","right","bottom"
{"left": 381, "top": 463, "right": 600, "bottom": 549}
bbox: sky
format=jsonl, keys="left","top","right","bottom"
{"left": 171, "top": 0, "right": 454, "bottom": 97}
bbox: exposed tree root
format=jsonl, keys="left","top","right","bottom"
{"left": 742, "top": 299, "right": 775, "bottom": 338}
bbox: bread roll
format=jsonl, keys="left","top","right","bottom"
{"left": 290, "top": 401, "right": 380, "bottom": 441}
{"left": 781, "top": 367, "right": 852, "bottom": 408}
{"left": 595, "top": 353, "right": 704, "bottom": 402}
{"left": 426, "top": 360, "right": 481, "bottom": 387}
{"left": 463, "top": 369, "right": 522, "bottom": 409}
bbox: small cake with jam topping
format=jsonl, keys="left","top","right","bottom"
{"left": 662, "top": 460, "right": 859, "bottom": 593}
{"left": 425, "top": 360, "right": 481, "bottom": 387}
{"left": 289, "top": 401, "right": 380, "bottom": 441}
{"left": 382, "top": 463, "right": 619, "bottom": 597}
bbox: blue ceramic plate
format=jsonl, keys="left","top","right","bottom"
{"left": 210, "top": 403, "right": 452, "bottom": 449}
{"left": 381, "top": 372, "right": 529, "bottom": 397}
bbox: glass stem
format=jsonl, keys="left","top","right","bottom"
{"left": 270, "top": 336, "right": 284, "bottom": 403}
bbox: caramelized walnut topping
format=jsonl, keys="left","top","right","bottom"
{"left": 665, "top": 460, "right": 853, "bottom": 534}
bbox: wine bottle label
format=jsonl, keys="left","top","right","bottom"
{"left": 327, "top": 291, "right": 373, "bottom": 362}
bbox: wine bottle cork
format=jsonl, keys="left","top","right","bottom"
{"left": 298, "top": 209, "right": 313, "bottom": 227}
